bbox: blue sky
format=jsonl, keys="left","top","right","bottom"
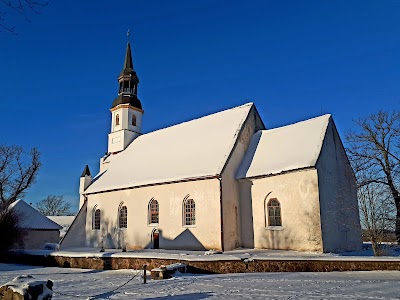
{"left": 1, "top": 0, "right": 399, "bottom": 212}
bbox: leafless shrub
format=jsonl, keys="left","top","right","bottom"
{"left": 0, "top": 207, "right": 26, "bottom": 253}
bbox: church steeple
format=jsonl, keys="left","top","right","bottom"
{"left": 121, "top": 41, "right": 134, "bottom": 74}
{"left": 111, "top": 39, "right": 142, "bottom": 110}
{"left": 108, "top": 31, "right": 144, "bottom": 154}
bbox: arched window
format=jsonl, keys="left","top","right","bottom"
{"left": 92, "top": 207, "right": 100, "bottom": 230}
{"left": 115, "top": 114, "right": 120, "bottom": 126}
{"left": 266, "top": 198, "right": 282, "bottom": 227}
{"left": 118, "top": 204, "right": 127, "bottom": 229}
{"left": 132, "top": 115, "right": 136, "bottom": 126}
{"left": 148, "top": 198, "right": 159, "bottom": 224}
{"left": 183, "top": 195, "right": 195, "bottom": 226}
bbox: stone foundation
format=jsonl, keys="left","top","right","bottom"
{"left": 2, "top": 253, "right": 400, "bottom": 274}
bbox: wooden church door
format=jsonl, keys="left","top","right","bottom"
{"left": 152, "top": 229, "right": 159, "bottom": 249}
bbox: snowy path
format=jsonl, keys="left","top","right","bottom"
{"left": 0, "top": 263, "right": 399, "bottom": 299}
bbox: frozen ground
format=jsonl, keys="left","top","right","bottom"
{"left": 1, "top": 263, "right": 400, "bottom": 299}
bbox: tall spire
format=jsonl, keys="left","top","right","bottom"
{"left": 111, "top": 30, "right": 142, "bottom": 110}
{"left": 123, "top": 29, "right": 133, "bottom": 70}
{"left": 107, "top": 30, "right": 144, "bottom": 154}
{"left": 119, "top": 40, "right": 136, "bottom": 77}
{"left": 123, "top": 41, "right": 133, "bottom": 70}
{"left": 120, "top": 33, "right": 135, "bottom": 77}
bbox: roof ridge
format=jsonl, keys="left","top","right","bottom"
{"left": 134, "top": 102, "right": 254, "bottom": 139}
{"left": 265, "top": 114, "right": 331, "bottom": 132}
{"left": 86, "top": 102, "right": 255, "bottom": 194}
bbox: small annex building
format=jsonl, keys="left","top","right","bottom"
{"left": 61, "top": 40, "right": 362, "bottom": 253}
{"left": 47, "top": 216, "right": 75, "bottom": 240}
{"left": 9, "top": 200, "right": 62, "bottom": 249}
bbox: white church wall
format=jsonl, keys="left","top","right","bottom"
{"left": 108, "top": 106, "right": 142, "bottom": 153}
{"left": 110, "top": 106, "right": 142, "bottom": 133}
{"left": 316, "top": 119, "right": 362, "bottom": 253}
{"left": 250, "top": 169, "right": 324, "bottom": 252}
{"left": 79, "top": 176, "right": 91, "bottom": 209}
{"left": 238, "top": 179, "right": 254, "bottom": 248}
{"left": 127, "top": 108, "right": 142, "bottom": 132}
{"left": 221, "top": 107, "right": 264, "bottom": 250}
{"left": 61, "top": 201, "right": 87, "bottom": 248}
{"left": 85, "top": 178, "right": 222, "bottom": 250}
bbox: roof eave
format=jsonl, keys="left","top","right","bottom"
{"left": 236, "top": 166, "right": 317, "bottom": 181}
{"left": 84, "top": 174, "right": 221, "bottom": 196}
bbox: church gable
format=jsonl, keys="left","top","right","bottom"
{"left": 85, "top": 103, "right": 254, "bottom": 194}
{"left": 236, "top": 114, "right": 331, "bottom": 179}
{"left": 315, "top": 118, "right": 362, "bottom": 252}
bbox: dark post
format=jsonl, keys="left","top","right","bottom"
{"left": 143, "top": 265, "right": 147, "bottom": 284}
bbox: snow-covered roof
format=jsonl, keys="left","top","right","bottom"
{"left": 236, "top": 114, "right": 331, "bottom": 179}
{"left": 47, "top": 216, "right": 75, "bottom": 239}
{"left": 47, "top": 216, "right": 75, "bottom": 227}
{"left": 8, "top": 200, "right": 63, "bottom": 230}
{"left": 85, "top": 103, "right": 254, "bottom": 194}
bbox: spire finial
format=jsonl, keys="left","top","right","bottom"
{"left": 127, "top": 29, "right": 130, "bottom": 42}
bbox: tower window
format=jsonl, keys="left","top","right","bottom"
{"left": 123, "top": 81, "right": 130, "bottom": 93}
{"left": 266, "top": 198, "right": 282, "bottom": 227}
{"left": 115, "top": 114, "right": 120, "bottom": 126}
{"left": 183, "top": 195, "right": 195, "bottom": 226}
{"left": 132, "top": 115, "right": 136, "bottom": 126}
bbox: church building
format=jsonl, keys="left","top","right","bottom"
{"left": 61, "top": 40, "right": 362, "bottom": 253}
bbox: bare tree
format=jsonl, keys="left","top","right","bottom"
{"left": 0, "top": 0, "right": 48, "bottom": 35}
{"left": 0, "top": 145, "right": 41, "bottom": 209}
{"left": 357, "top": 169, "right": 395, "bottom": 255}
{"left": 346, "top": 110, "right": 400, "bottom": 243}
{"left": 35, "top": 195, "right": 72, "bottom": 216}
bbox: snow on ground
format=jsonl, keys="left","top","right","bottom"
{"left": 1, "top": 263, "right": 400, "bottom": 299}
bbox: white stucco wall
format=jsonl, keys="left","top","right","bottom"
{"left": 108, "top": 106, "right": 142, "bottom": 153}
{"left": 60, "top": 201, "right": 87, "bottom": 248}
{"left": 221, "top": 107, "right": 264, "bottom": 250}
{"left": 238, "top": 179, "right": 254, "bottom": 248}
{"left": 79, "top": 176, "right": 91, "bottom": 209}
{"left": 84, "top": 178, "right": 222, "bottom": 250}
{"left": 248, "top": 169, "right": 323, "bottom": 252}
{"left": 316, "top": 119, "right": 362, "bottom": 253}
{"left": 108, "top": 129, "right": 140, "bottom": 153}
{"left": 110, "top": 107, "right": 142, "bottom": 133}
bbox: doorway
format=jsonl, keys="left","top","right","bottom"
{"left": 152, "top": 228, "right": 159, "bottom": 249}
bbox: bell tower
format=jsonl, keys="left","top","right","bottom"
{"left": 108, "top": 32, "right": 143, "bottom": 153}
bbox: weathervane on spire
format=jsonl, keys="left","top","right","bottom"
{"left": 127, "top": 29, "right": 130, "bottom": 42}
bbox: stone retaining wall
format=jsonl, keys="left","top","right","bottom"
{"left": 3, "top": 253, "right": 400, "bottom": 274}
